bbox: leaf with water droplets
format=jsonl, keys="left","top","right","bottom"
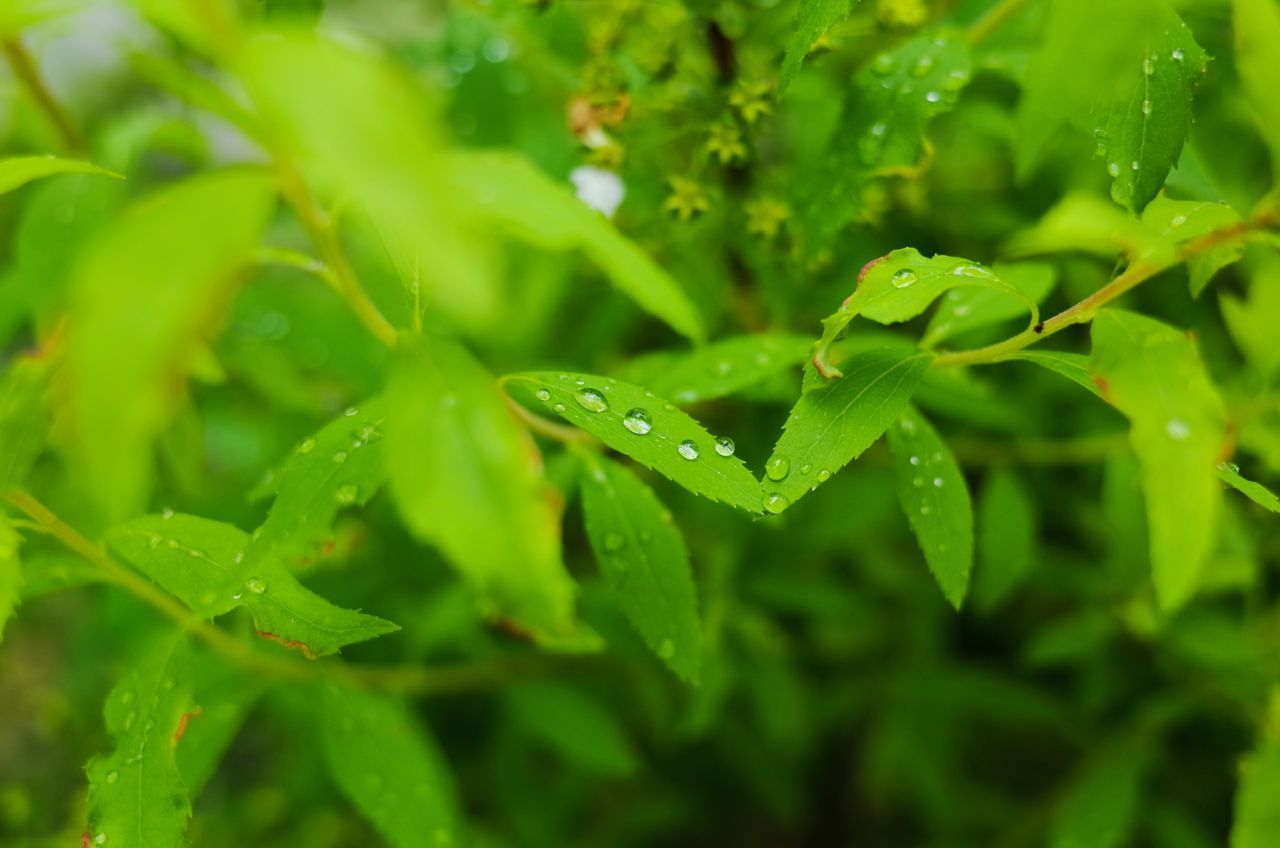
{"left": 247, "top": 399, "right": 387, "bottom": 565}
{"left": 507, "top": 372, "right": 763, "bottom": 513}
{"left": 1091, "top": 309, "right": 1227, "bottom": 611}
{"left": 1141, "top": 196, "right": 1244, "bottom": 296}
{"left": 1234, "top": 0, "right": 1280, "bottom": 173}
{"left": 813, "top": 249, "right": 1035, "bottom": 378}
{"left": 319, "top": 683, "right": 461, "bottom": 848}
{"left": 387, "top": 335, "right": 581, "bottom": 641}
{"left": 616, "top": 334, "right": 813, "bottom": 405}
{"left": 780, "top": 0, "right": 859, "bottom": 93}
{"left": 799, "top": 32, "right": 972, "bottom": 247}
{"left": 85, "top": 634, "right": 196, "bottom": 848}
{"left": 448, "top": 150, "right": 704, "bottom": 341}
{"left": 580, "top": 455, "right": 702, "bottom": 682}
{"left": 0, "top": 513, "right": 21, "bottom": 645}
{"left": 764, "top": 348, "right": 932, "bottom": 509}
{"left": 885, "top": 406, "right": 972, "bottom": 609}
{"left": 975, "top": 468, "right": 1036, "bottom": 611}
{"left": 0, "top": 354, "right": 51, "bottom": 494}
{"left": 0, "top": 155, "right": 120, "bottom": 196}
{"left": 1218, "top": 463, "right": 1280, "bottom": 514}
{"left": 173, "top": 661, "right": 261, "bottom": 799}
{"left": 922, "top": 262, "right": 1056, "bottom": 348}
{"left": 1097, "top": 18, "right": 1207, "bottom": 212}
{"left": 107, "top": 513, "right": 398, "bottom": 656}
{"left": 64, "top": 169, "right": 275, "bottom": 519}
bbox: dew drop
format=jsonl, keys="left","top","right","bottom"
{"left": 925, "top": 90, "right": 942, "bottom": 104}
{"left": 336, "top": 484, "right": 358, "bottom": 505}
{"left": 1108, "top": 162, "right": 1120, "bottom": 177}
{"left": 933, "top": 477, "right": 944, "bottom": 487}
{"left": 344, "top": 407, "right": 358, "bottom": 417}
{"left": 188, "top": 548, "right": 204, "bottom": 559}
{"left": 1170, "top": 214, "right": 1187, "bottom": 227}
{"left": 891, "top": 268, "right": 918, "bottom": 288}
{"left": 817, "top": 469, "right": 831, "bottom": 482}
{"left": 1166, "top": 418, "right": 1191, "bottom": 441}
{"left": 763, "top": 493, "right": 790, "bottom": 514}
{"left": 920, "top": 504, "right": 931, "bottom": 515}
{"left": 658, "top": 639, "right": 676, "bottom": 660}
{"left": 1131, "top": 160, "right": 1140, "bottom": 171}
{"left": 573, "top": 387, "right": 609, "bottom": 413}
{"left": 1142, "top": 99, "right": 1153, "bottom": 115}
{"left": 298, "top": 438, "right": 316, "bottom": 454}
{"left": 161, "top": 508, "right": 174, "bottom": 520}
{"left": 909, "top": 455, "right": 921, "bottom": 466}
{"left": 246, "top": 577, "right": 267, "bottom": 594}
{"left": 165, "top": 539, "right": 179, "bottom": 550}
{"left": 911, "top": 54, "right": 935, "bottom": 78}
{"left": 604, "top": 532, "right": 626, "bottom": 552}
{"left": 639, "top": 530, "right": 653, "bottom": 543}
{"left": 1171, "top": 47, "right": 1185, "bottom": 62}
{"left": 677, "top": 440, "right": 700, "bottom": 461}
{"left": 766, "top": 456, "right": 791, "bottom": 481}
{"left": 952, "top": 264, "right": 996, "bottom": 280}
{"left": 553, "top": 402, "right": 567, "bottom": 413}
{"left": 622, "top": 408, "right": 653, "bottom": 435}
{"left": 714, "top": 436, "right": 736, "bottom": 457}
{"left": 332, "top": 451, "right": 348, "bottom": 463}
{"left": 106, "top": 770, "right": 119, "bottom": 784}
{"left": 1143, "top": 57, "right": 1154, "bottom": 75}
{"left": 94, "top": 834, "right": 107, "bottom": 846}
{"left": 148, "top": 536, "right": 160, "bottom": 549}
{"left": 800, "top": 463, "right": 813, "bottom": 475}
{"left": 870, "top": 121, "right": 887, "bottom": 137}
{"left": 120, "top": 691, "right": 135, "bottom": 705}
{"left": 535, "top": 389, "right": 551, "bottom": 402}
{"left": 871, "top": 54, "right": 894, "bottom": 75}
{"left": 900, "top": 417, "right": 917, "bottom": 434}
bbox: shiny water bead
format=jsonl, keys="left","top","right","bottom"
{"left": 573, "top": 387, "right": 609, "bottom": 413}
{"left": 677, "top": 440, "right": 700, "bottom": 460}
{"left": 714, "top": 436, "right": 736, "bottom": 457}
{"left": 766, "top": 456, "right": 790, "bottom": 481}
{"left": 622, "top": 408, "right": 653, "bottom": 435}
{"left": 763, "top": 493, "right": 790, "bottom": 514}
{"left": 891, "top": 268, "right": 918, "bottom": 288}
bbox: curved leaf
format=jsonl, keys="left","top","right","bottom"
{"left": 780, "top": 0, "right": 858, "bottom": 92}
{"left": 0, "top": 155, "right": 119, "bottom": 196}
{"left": 617, "top": 334, "right": 812, "bottom": 405}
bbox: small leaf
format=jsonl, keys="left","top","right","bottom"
{"left": 319, "top": 683, "right": 461, "bottom": 848}
{"left": 507, "top": 683, "right": 639, "bottom": 776}
{"left": 1005, "top": 193, "right": 1173, "bottom": 262}
{"left": 0, "top": 155, "right": 119, "bottom": 196}
{"left": 923, "top": 261, "right": 1056, "bottom": 348}
{"left": 975, "top": 468, "right": 1036, "bottom": 610}
{"left": 1141, "top": 196, "right": 1244, "bottom": 296}
{"left": 1091, "top": 309, "right": 1227, "bottom": 610}
{"left": 1234, "top": 0, "right": 1280, "bottom": 172}
{"left": 0, "top": 354, "right": 51, "bottom": 493}
{"left": 387, "top": 336, "right": 579, "bottom": 639}
{"left": 814, "top": 249, "right": 1035, "bottom": 378}
{"left": 1049, "top": 741, "right": 1152, "bottom": 848}
{"left": 780, "top": 0, "right": 857, "bottom": 93}
{"left": 885, "top": 406, "right": 972, "bottom": 609}
{"left": 616, "top": 334, "right": 812, "bottom": 405}
{"left": 764, "top": 348, "right": 932, "bottom": 510}
{"left": 1012, "top": 351, "right": 1102, "bottom": 397}
{"left": 448, "top": 151, "right": 704, "bottom": 341}
{"left": 0, "top": 512, "right": 21, "bottom": 643}
{"left": 85, "top": 635, "right": 196, "bottom": 848}
{"left": 509, "top": 372, "right": 762, "bottom": 514}
{"left": 247, "top": 399, "right": 387, "bottom": 565}
{"left": 580, "top": 455, "right": 702, "bottom": 682}
{"left": 107, "top": 513, "right": 398, "bottom": 657}
{"left": 1098, "top": 19, "right": 1207, "bottom": 212}
{"left": 1218, "top": 463, "right": 1280, "bottom": 514}
{"left": 1221, "top": 250, "right": 1280, "bottom": 378}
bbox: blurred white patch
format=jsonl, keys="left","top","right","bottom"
{"left": 570, "top": 166, "right": 624, "bottom": 219}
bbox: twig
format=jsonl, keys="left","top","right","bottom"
{"left": 2, "top": 37, "right": 84, "bottom": 154}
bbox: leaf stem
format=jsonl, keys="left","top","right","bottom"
{"left": 965, "top": 0, "right": 1030, "bottom": 46}
{"left": 1, "top": 37, "right": 85, "bottom": 154}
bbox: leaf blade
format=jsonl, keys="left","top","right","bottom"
{"left": 0, "top": 155, "right": 120, "bottom": 196}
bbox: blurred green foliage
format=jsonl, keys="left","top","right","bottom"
{"left": 1, "top": 0, "right": 1280, "bottom": 846}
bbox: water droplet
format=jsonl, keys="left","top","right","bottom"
{"left": 817, "top": 470, "right": 831, "bottom": 482}
{"left": 1142, "top": 99, "right": 1153, "bottom": 115}
{"left": 891, "top": 269, "right": 918, "bottom": 288}
{"left": 933, "top": 477, "right": 944, "bottom": 487}
{"left": 942, "top": 68, "right": 969, "bottom": 91}
{"left": 920, "top": 504, "right": 931, "bottom": 515}
{"left": 1166, "top": 418, "right": 1191, "bottom": 440}
{"left": 574, "top": 388, "right": 609, "bottom": 413}
{"left": 909, "top": 455, "right": 920, "bottom": 466}
{"left": 911, "top": 54, "right": 935, "bottom": 78}
{"left": 658, "top": 639, "right": 676, "bottom": 659}
{"left": 800, "top": 463, "right": 813, "bottom": 475}
{"left": 763, "top": 493, "right": 789, "bottom": 514}
{"left": 714, "top": 436, "right": 736, "bottom": 457}
{"left": 105, "top": 770, "right": 119, "bottom": 784}
{"left": 677, "top": 440, "right": 700, "bottom": 461}
{"left": 900, "top": 417, "right": 917, "bottom": 434}
{"left": 148, "top": 536, "right": 160, "bottom": 549}
{"left": 604, "top": 532, "right": 626, "bottom": 552}
{"left": 871, "top": 54, "right": 894, "bottom": 75}
{"left": 298, "top": 438, "right": 316, "bottom": 454}
{"left": 1131, "top": 160, "right": 1140, "bottom": 171}
{"left": 553, "top": 402, "right": 567, "bottom": 413}
{"left": 622, "top": 408, "right": 653, "bottom": 435}
{"left": 94, "top": 834, "right": 107, "bottom": 846}
{"left": 246, "top": 578, "right": 267, "bottom": 594}
{"left": 1171, "top": 47, "right": 1185, "bottom": 62}
{"left": 1143, "top": 57, "right": 1155, "bottom": 75}
{"left": 858, "top": 130, "right": 884, "bottom": 166}
{"left": 1108, "top": 162, "right": 1120, "bottom": 177}
{"left": 161, "top": 508, "right": 174, "bottom": 520}
{"left": 344, "top": 407, "right": 358, "bottom": 417}
{"left": 336, "top": 484, "right": 358, "bottom": 505}
{"left": 715, "top": 360, "right": 732, "bottom": 376}
{"left": 188, "top": 548, "right": 204, "bottom": 559}
{"left": 165, "top": 539, "right": 179, "bottom": 550}
{"left": 535, "top": 389, "right": 551, "bottom": 402}
{"left": 1170, "top": 214, "right": 1187, "bottom": 227}
{"left": 766, "top": 456, "right": 791, "bottom": 481}
{"left": 234, "top": 552, "right": 244, "bottom": 564}
{"left": 870, "top": 121, "right": 888, "bottom": 137}
{"left": 333, "top": 451, "right": 348, "bottom": 463}
{"left": 952, "top": 264, "right": 996, "bottom": 280}
{"left": 1218, "top": 461, "right": 1240, "bottom": 473}
{"left": 925, "top": 90, "right": 942, "bottom": 103}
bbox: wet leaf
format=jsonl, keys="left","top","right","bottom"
{"left": 923, "top": 262, "right": 1056, "bottom": 348}
{"left": 617, "top": 334, "right": 812, "bottom": 405}
{"left": 1218, "top": 463, "right": 1280, "bottom": 514}
{"left": 780, "top": 0, "right": 859, "bottom": 92}
{"left": 1141, "top": 196, "right": 1244, "bottom": 296}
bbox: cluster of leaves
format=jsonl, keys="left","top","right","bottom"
{"left": 2, "top": 0, "right": 1280, "bottom": 845}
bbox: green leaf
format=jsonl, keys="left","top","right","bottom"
{"left": 386, "top": 335, "right": 579, "bottom": 639}
{"left": 1232, "top": 693, "right": 1280, "bottom": 848}
{"left": 448, "top": 150, "right": 704, "bottom": 341}
{"left": 922, "top": 261, "right": 1056, "bottom": 348}
{"left": 616, "top": 334, "right": 812, "bottom": 405}
{"left": 247, "top": 399, "right": 387, "bottom": 565}
{"left": 1218, "top": 463, "right": 1280, "bottom": 514}
{"left": 885, "top": 406, "right": 972, "bottom": 608}
{"left": 1006, "top": 193, "right": 1172, "bottom": 262}
{"left": 1050, "top": 741, "right": 1152, "bottom": 848}
{"left": 1012, "top": 351, "right": 1102, "bottom": 397}
{"left": 507, "top": 683, "right": 638, "bottom": 776}
{"left": 800, "top": 32, "right": 971, "bottom": 246}
{"left": 780, "top": 0, "right": 856, "bottom": 93}
{"left": 763, "top": 348, "right": 932, "bottom": 510}
{"left": 85, "top": 635, "right": 197, "bottom": 848}
{"left": 813, "top": 249, "right": 1033, "bottom": 378}
{"left": 1141, "top": 196, "right": 1244, "bottom": 296}
{"left": 580, "top": 455, "right": 702, "bottom": 682}
{"left": 64, "top": 169, "right": 275, "bottom": 519}
{"left": 1091, "top": 309, "right": 1227, "bottom": 610}
{"left": 107, "top": 513, "right": 398, "bottom": 657}
{"left": 1221, "top": 250, "right": 1280, "bottom": 378}
{"left": 0, "top": 512, "right": 21, "bottom": 644}
{"left": 0, "top": 0, "right": 82, "bottom": 34}
{"left": 174, "top": 661, "right": 261, "bottom": 799}
{"left": 0, "top": 155, "right": 119, "bottom": 196}
{"left": 975, "top": 468, "right": 1036, "bottom": 610}
{"left": 1234, "top": 0, "right": 1280, "bottom": 173}
{"left": 1097, "top": 19, "right": 1207, "bottom": 212}
{"left": 0, "top": 354, "right": 51, "bottom": 493}
{"left": 319, "top": 683, "right": 461, "bottom": 848}
{"left": 508, "top": 372, "right": 762, "bottom": 514}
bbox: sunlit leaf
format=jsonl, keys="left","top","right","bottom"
{"left": 0, "top": 354, "right": 50, "bottom": 493}
{"left": 885, "top": 406, "right": 972, "bottom": 609}
{"left": 387, "top": 335, "right": 579, "bottom": 639}
{"left": 780, "top": 0, "right": 859, "bottom": 92}
{"left": 764, "top": 348, "right": 932, "bottom": 510}
{"left": 617, "top": 334, "right": 812, "bottom": 405}
{"left": 64, "top": 169, "right": 275, "bottom": 519}
{"left": 922, "top": 261, "right": 1056, "bottom": 348}
{"left": 1091, "top": 309, "right": 1227, "bottom": 610}
{"left": 1141, "top": 195, "right": 1244, "bottom": 296}
{"left": 580, "top": 455, "right": 702, "bottom": 682}
{"left": 107, "top": 513, "right": 398, "bottom": 656}
{"left": 319, "top": 683, "right": 461, "bottom": 848}
{"left": 1218, "top": 463, "right": 1280, "bottom": 514}
{"left": 508, "top": 372, "right": 762, "bottom": 514}
{"left": 0, "top": 155, "right": 119, "bottom": 196}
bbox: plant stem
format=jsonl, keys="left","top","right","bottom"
{"left": 965, "top": 0, "right": 1030, "bottom": 45}
{"left": 1, "top": 37, "right": 85, "bottom": 154}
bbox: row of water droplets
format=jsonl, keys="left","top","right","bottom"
{"left": 857, "top": 40, "right": 970, "bottom": 167}
{"left": 898, "top": 417, "right": 949, "bottom": 551}
{"left": 153, "top": 509, "right": 268, "bottom": 603}
{"left": 1097, "top": 44, "right": 1190, "bottom": 176}
{"left": 885, "top": 261, "right": 998, "bottom": 291}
